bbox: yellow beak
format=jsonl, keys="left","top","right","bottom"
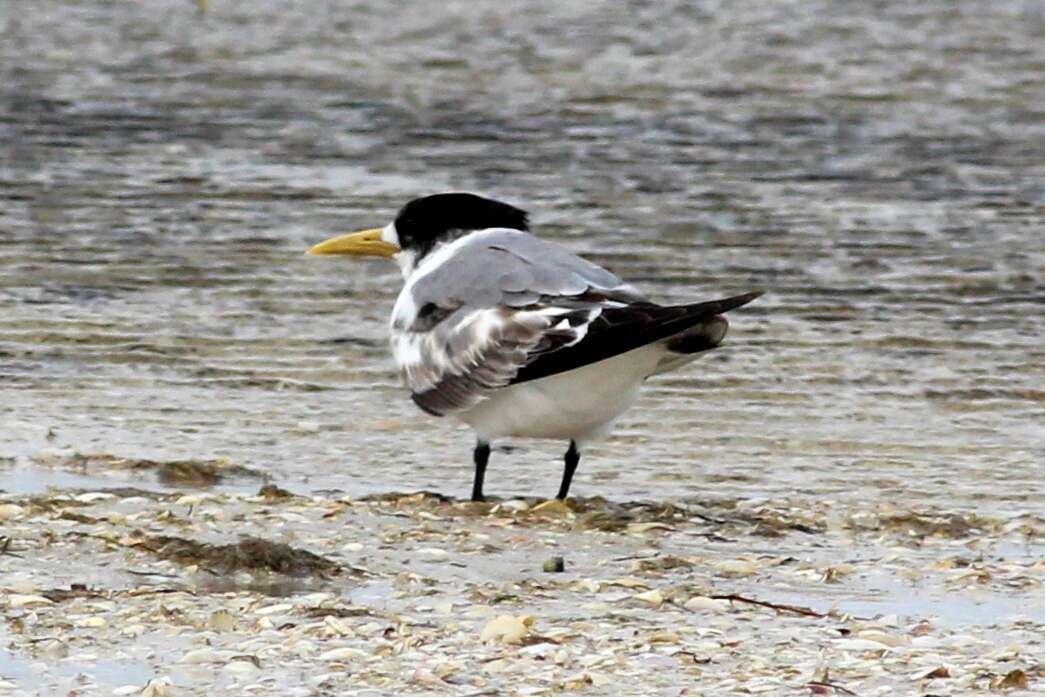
{"left": 306, "top": 228, "right": 400, "bottom": 258}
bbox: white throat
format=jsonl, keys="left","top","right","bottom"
{"left": 381, "top": 223, "right": 416, "bottom": 278}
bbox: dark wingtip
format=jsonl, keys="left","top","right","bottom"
{"left": 714, "top": 290, "right": 765, "bottom": 314}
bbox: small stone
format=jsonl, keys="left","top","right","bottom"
{"left": 0, "top": 504, "right": 25, "bottom": 520}
{"left": 480, "top": 615, "right": 535, "bottom": 644}
{"left": 74, "top": 492, "right": 116, "bottom": 503}
{"left": 208, "top": 610, "right": 235, "bottom": 632}
{"left": 519, "top": 642, "right": 557, "bottom": 658}
{"left": 648, "top": 631, "right": 680, "bottom": 644}
{"left": 855, "top": 628, "right": 907, "bottom": 647}
{"left": 713, "top": 559, "right": 757, "bottom": 577}
{"left": 180, "top": 649, "right": 224, "bottom": 664}
{"left": 74, "top": 617, "right": 106, "bottom": 628}
{"left": 601, "top": 578, "right": 649, "bottom": 590}
{"left": 542, "top": 556, "right": 565, "bottom": 573}
{"left": 318, "top": 647, "right": 368, "bottom": 661}
{"left": 417, "top": 547, "right": 449, "bottom": 557}
{"left": 912, "top": 666, "right": 951, "bottom": 680}
{"left": 530, "top": 500, "right": 572, "bottom": 517}
{"left": 8, "top": 594, "right": 53, "bottom": 608}
{"left": 482, "top": 658, "right": 509, "bottom": 674}
{"left": 223, "top": 659, "right": 260, "bottom": 674}
{"left": 835, "top": 638, "right": 891, "bottom": 653}
{"left": 140, "top": 678, "right": 170, "bottom": 697}
{"left": 626, "top": 522, "right": 674, "bottom": 533}
{"left": 684, "top": 596, "right": 729, "bottom": 612}
{"left": 992, "top": 669, "right": 1028, "bottom": 690}
{"left": 633, "top": 589, "right": 664, "bottom": 607}
{"left": 496, "top": 499, "right": 531, "bottom": 513}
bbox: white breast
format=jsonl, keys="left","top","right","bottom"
{"left": 457, "top": 342, "right": 666, "bottom": 445}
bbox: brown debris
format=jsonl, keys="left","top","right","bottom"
{"left": 708, "top": 593, "right": 826, "bottom": 618}
{"left": 305, "top": 606, "right": 382, "bottom": 619}
{"left": 360, "top": 490, "right": 456, "bottom": 506}
{"left": 631, "top": 555, "right": 695, "bottom": 573}
{"left": 992, "top": 669, "right": 1029, "bottom": 690}
{"left": 257, "top": 483, "right": 296, "bottom": 500}
{"left": 0, "top": 484, "right": 1041, "bottom": 696}
{"left": 40, "top": 584, "right": 106, "bottom": 603}
{"left": 31, "top": 452, "right": 263, "bottom": 487}
{"left": 850, "top": 510, "right": 1000, "bottom": 539}
{"left": 134, "top": 535, "right": 342, "bottom": 576}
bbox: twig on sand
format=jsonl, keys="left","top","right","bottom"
{"left": 806, "top": 680, "right": 859, "bottom": 696}
{"left": 709, "top": 593, "right": 825, "bottom": 618}
{"left": 610, "top": 552, "right": 660, "bottom": 562}
{"left": 689, "top": 512, "right": 728, "bottom": 525}
{"left": 2, "top": 536, "right": 11, "bottom": 554}
{"left": 0, "top": 536, "right": 22, "bottom": 558}
{"left": 126, "top": 568, "right": 180, "bottom": 579}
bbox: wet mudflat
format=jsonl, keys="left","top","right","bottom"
{"left": 1, "top": 0, "right": 1044, "bottom": 694}
{"left": 0, "top": 484, "right": 1041, "bottom": 695}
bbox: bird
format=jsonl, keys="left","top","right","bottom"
{"left": 307, "top": 193, "right": 761, "bottom": 502}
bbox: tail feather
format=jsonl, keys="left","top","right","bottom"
{"left": 653, "top": 290, "right": 763, "bottom": 374}
{"left": 676, "top": 290, "right": 764, "bottom": 318}
{"left": 665, "top": 315, "right": 729, "bottom": 354}
{"left": 510, "top": 290, "right": 763, "bottom": 385}
{"left": 664, "top": 290, "right": 763, "bottom": 354}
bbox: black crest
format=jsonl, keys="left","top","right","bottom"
{"left": 394, "top": 193, "right": 529, "bottom": 257}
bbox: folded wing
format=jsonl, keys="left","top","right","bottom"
{"left": 390, "top": 229, "right": 758, "bottom": 416}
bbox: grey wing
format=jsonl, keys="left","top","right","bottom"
{"left": 392, "top": 229, "right": 639, "bottom": 318}
{"left": 390, "top": 229, "right": 644, "bottom": 416}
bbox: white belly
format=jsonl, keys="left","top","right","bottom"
{"left": 458, "top": 343, "right": 664, "bottom": 443}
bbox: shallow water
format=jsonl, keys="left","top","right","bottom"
{"left": 1, "top": 1, "right": 1043, "bottom": 513}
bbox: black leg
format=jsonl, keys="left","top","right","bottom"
{"left": 472, "top": 440, "right": 490, "bottom": 502}
{"left": 556, "top": 440, "right": 580, "bottom": 500}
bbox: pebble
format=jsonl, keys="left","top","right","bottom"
{"left": 714, "top": 559, "right": 758, "bottom": 577}
{"left": 542, "top": 556, "right": 565, "bottom": 572}
{"left": 0, "top": 504, "right": 25, "bottom": 520}
{"left": 73, "top": 616, "right": 107, "bottom": 628}
{"left": 496, "top": 499, "right": 531, "bottom": 513}
{"left": 180, "top": 649, "right": 226, "bottom": 664}
{"left": 7, "top": 594, "right": 53, "bottom": 608}
{"left": 318, "top": 647, "right": 368, "bottom": 661}
{"left": 835, "top": 638, "right": 893, "bottom": 653}
{"left": 208, "top": 610, "right": 236, "bottom": 632}
{"left": 480, "top": 615, "right": 534, "bottom": 644}
{"left": 633, "top": 589, "right": 664, "bottom": 607}
{"left": 74, "top": 492, "right": 116, "bottom": 503}
{"left": 224, "top": 659, "right": 260, "bottom": 675}
{"left": 684, "top": 596, "right": 729, "bottom": 612}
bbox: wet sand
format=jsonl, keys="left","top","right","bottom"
{"left": 2, "top": 0, "right": 1044, "bottom": 694}
{"left": 0, "top": 473, "right": 1042, "bottom": 695}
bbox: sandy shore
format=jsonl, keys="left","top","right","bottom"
{"left": 0, "top": 458, "right": 1041, "bottom": 696}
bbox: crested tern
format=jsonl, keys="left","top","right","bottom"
{"left": 308, "top": 193, "right": 761, "bottom": 501}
